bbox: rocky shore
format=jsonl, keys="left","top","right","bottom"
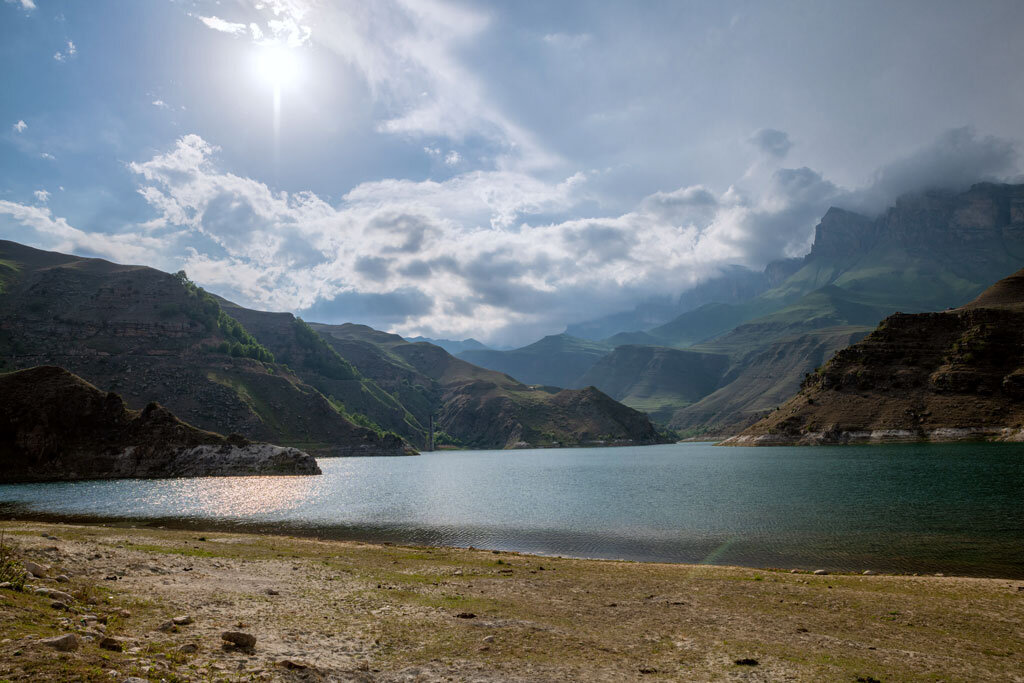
{"left": 1, "top": 521, "right": 1021, "bottom": 681}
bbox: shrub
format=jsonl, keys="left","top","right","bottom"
{"left": 0, "top": 532, "right": 27, "bottom": 590}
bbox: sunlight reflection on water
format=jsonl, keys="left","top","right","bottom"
{"left": 1, "top": 442, "right": 1022, "bottom": 577}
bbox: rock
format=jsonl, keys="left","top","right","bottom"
{"left": 122, "top": 678, "right": 148, "bottom": 683}
{"left": 734, "top": 658, "right": 759, "bottom": 666}
{"left": 265, "top": 588, "right": 279, "bottom": 595}
{"left": 221, "top": 631, "right": 256, "bottom": 648}
{"left": 863, "top": 570, "right": 876, "bottom": 575}
{"left": 455, "top": 612, "right": 476, "bottom": 619}
{"left": 99, "top": 637, "right": 123, "bottom": 652}
{"left": 24, "top": 560, "right": 49, "bottom": 577}
{"left": 157, "top": 620, "right": 177, "bottom": 632}
{"left": 813, "top": 569, "right": 828, "bottom": 575}
{"left": 279, "top": 660, "right": 308, "bottom": 670}
{"left": 178, "top": 643, "right": 198, "bottom": 654}
{"left": 35, "top": 587, "right": 73, "bottom": 603}
{"left": 39, "top": 633, "right": 78, "bottom": 651}
{"left": 55, "top": 575, "right": 69, "bottom": 583}
{"left": 0, "top": 582, "right": 12, "bottom": 590}
{"left": 482, "top": 635, "right": 495, "bottom": 643}
{"left": 50, "top": 600, "right": 68, "bottom": 610}
{"left": 172, "top": 615, "right": 193, "bottom": 626}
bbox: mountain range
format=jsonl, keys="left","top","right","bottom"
{"left": 458, "top": 183, "right": 1024, "bottom": 433}
{"left": 723, "top": 266, "right": 1024, "bottom": 444}
{"left": 0, "top": 239, "right": 666, "bottom": 453}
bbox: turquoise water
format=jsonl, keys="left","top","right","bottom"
{"left": 2, "top": 442, "right": 1022, "bottom": 577}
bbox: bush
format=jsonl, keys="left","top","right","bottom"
{"left": 0, "top": 532, "right": 27, "bottom": 591}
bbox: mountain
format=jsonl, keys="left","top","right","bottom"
{"left": 667, "top": 183, "right": 1024, "bottom": 434}
{"left": 458, "top": 334, "right": 612, "bottom": 389}
{"left": 0, "top": 366, "right": 320, "bottom": 482}
{"left": 0, "top": 240, "right": 407, "bottom": 457}
{"left": 574, "top": 345, "right": 729, "bottom": 423}
{"left": 721, "top": 268, "right": 1024, "bottom": 445}
{"left": 311, "top": 323, "right": 669, "bottom": 449}
{"left": 565, "top": 260, "right": 802, "bottom": 341}
{"left": 404, "top": 336, "right": 490, "bottom": 355}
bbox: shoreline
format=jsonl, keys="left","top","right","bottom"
{"left": 1, "top": 520, "right": 1022, "bottom": 681}
{"left": 3, "top": 508, "right": 1022, "bottom": 581}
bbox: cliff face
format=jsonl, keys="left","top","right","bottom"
{"left": 722, "top": 268, "right": 1024, "bottom": 445}
{"left": 0, "top": 366, "right": 321, "bottom": 482}
{"left": 312, "top": 323, "right": 670, "bottom": 450}
{"left": 0, "top": 240, "right": 408, "bottom": 457}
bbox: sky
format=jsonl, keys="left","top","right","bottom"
{"left": 2, "top": 0, "right": 1024, "bottom": 346}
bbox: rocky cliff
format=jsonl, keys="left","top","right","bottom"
{"left": 0, "top": 366, "right": 321, "bottom": 482}
{"left": 721, "top": 268, "right": 1024, "bottom": 445}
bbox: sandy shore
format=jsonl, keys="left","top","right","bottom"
{"left": 1, "top": 520, "right": 1022, "bottom": 682}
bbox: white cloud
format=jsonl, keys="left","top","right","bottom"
{"left": 53, "top": 40, "right": 76, "bottom": 62}
{"left": 444, "top": 150, "right": 461, "bottom": 166}
{"left": 542, "top": 32, "right": 592, "bottom": 49}
{"left": 33, "top": 190, "right": 49, "bottom": 203}
{"left": 152, "top": 99, "right": 168, "bottom": 108}
{"left": 0, "top": 201, "right": 171, "bottom": 265}
{"left": 5, "top": 0, "right": 36, "bottom": 10}
{"left": 13, "top": 120, "right": 27, "bottom": 133}
{"left": 195, "top": 15, "right": 247, "bottom": 35}
{"left": 39, "top": 152, "right": 55, "bottom": 160}
{"left": 125, "top": 133, "right": 846, "bottom": 343}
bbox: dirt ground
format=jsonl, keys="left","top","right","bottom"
{"left": 0, "top": 520, "right": 1022, "bottom": 682}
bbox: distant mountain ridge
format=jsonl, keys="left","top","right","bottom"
{"left": 722, "top": 267, "right": 1024, "bottom": 445}
{"left": 457, "top": 183, "right": 1024, "bottom": 436}
{"left": 403, "top": 336, "right": 491, "bottom": 355}
{"left": 0, "top": 239, "right": 666, "bottom": 453}
{"left": 312, "top": 323, "right": 668, "bottom": 450}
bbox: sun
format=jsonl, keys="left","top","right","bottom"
{"left": 253, "top": 45, "right": 299, "bottom": 89}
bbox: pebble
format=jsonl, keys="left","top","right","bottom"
{"left": 39, "top": 633, "right": 78, "bottom": 651}
{"left": 172, "top": 615, "right": 194, "bottom": 626}
{"left": 178, "top": 643, "right": 199, "bottom": 654}
{"left": 55, "top": 575, "right": 69, "bottom": 583}
{"left": 222, "top": 631, "right": 257, "bottom": 648}
{"left": 265, "top": 588, "right": 280, "bottom": 595}
{"left": 157, "top": 620, "right": 177, "bottom": 632}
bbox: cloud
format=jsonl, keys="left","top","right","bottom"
{"left": 152, "top": 99, "right": 168, "bottom": 108}
{"left": 53, "top": 40, "right": 76, "bottom": 62}
{"left": 12, "top": 120, "right": 27, "bottom": 133}
{"left": 33, "top": 190, "right": 49, "bottom": 203}
{"left": 39, "top": 152, "right": 55, "bottom": 160}
{"left": 5, "top": 0, "right": 35, "bottom": 10}
{"left": 749, "top": 128, "right": 793, "bottom": 158}
{"left": 0, "top": 201, "right": 171, "bottom": 265}
{"left": 444, "top": 150, "right": 461, "bottom": 166}
{"left": 542, "top": 32, "right": 592, "bottom": 50}
{"left": 845, "top": 127, "right": 1020, "bottom": 213}
{"left": 195, "top": 15, "right": 247, "bottom": 35}
{"left": 125, "top": 132, "right": 848, "bottom": 343}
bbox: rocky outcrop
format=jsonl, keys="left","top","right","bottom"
{"left": 721, "top": 268, "right": 1024, "bottom": 446}
{"left": 0, "top": 366, "right": 321, "bottom": 482}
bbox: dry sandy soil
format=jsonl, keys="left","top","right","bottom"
{"left": 0, "top": 520, "right": 1022, "bottom": 682}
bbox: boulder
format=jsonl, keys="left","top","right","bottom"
{"left": 221, "top": 631, "right": 256, "bottom": 648}
{"left": 39, "top": 633, "right": 78, "bottom": 651}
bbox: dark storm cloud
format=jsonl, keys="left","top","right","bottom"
{"left": 298, "top": 287, "right": 433, "bottom": 326}
{"left": 354, "top": 255, "right": 392, "bottom": 281}
{"left": 749, "top": 128, "right": 793, "bottom": 158}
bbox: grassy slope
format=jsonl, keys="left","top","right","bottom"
{"left": 2, "top": 521, "right": 1021, "bottom": 682}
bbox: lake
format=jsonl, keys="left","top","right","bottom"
{"left": 2, "top": 442, "right": 1022, "bottom": 577}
